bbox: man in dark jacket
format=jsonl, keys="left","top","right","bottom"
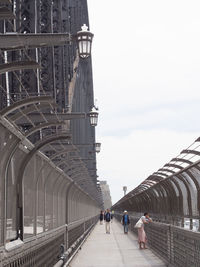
{"left": 105, "top": 209, "right": 111, "bottom": 234}
{"left": 122, "top": 210, "right": 130, "bottom": 234}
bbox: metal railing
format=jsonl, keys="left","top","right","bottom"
{"left": 115, "top": 213, "right": 200, "bottom": 267}
{"left": 1, "top": 216, "right": 98, "bottom": 267}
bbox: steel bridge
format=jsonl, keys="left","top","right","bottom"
{"left": 0, "top": 1, "right": 200, "bottom": 267}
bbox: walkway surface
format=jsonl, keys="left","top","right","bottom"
{"left": 69, "top": 220, "right": 166, "bottom": 267}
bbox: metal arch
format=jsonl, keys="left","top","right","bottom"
{"left": 148, "top": 187, "right": 162, "bottom": 213}
{"left": 146, "top": 184, "right": 164, "bottom": 214}
{"left": 0, "top": 61, "right": 41, "bottom": 74}
{"left": 170, "top": 177, "right": 184, "bottom": 216}
{"left": 181, "top": 149, "right": 200, "bottom": 156}
{"left": 153, "top": 183, "right": 168, "bottom": 214}
{"left": 148, "top": 175, "right": 165, "bottom": 181}
{"left": 164, "top": 163, "right": 184, "bottom": 170}
{"left": 142, "top": 179, "right": 157, "bottom": 186}
{"left": 43, "top": 172, "right": 63, "bottom": 231}
{"left": 16, "top": 133, "right": 71, "bottom": 239}
{"left": 175, "top": 174, "right": 193, "bottom": 218}
{"left": 183, "top": 169, "right": 200, "bottom": 216}
{"left": 158, "top": 168, "right": 176, "bottom": 174}
{"left": 52, "top": 159, "right": 85, "bottom": 173}
{"left": 0, "top": 96, "right": 54, "bottom": 117}
{"left": 160, "top": 179, "right": 178, "bottom": 216}
{"left": 52, "top": 175, "right": 69, "bottom": 228}
{"left": 153, "top": 172, "right": 169, "bottom": 178}
{"left": 137, "top": 193, "right": 149, "bottom": 212}
{"left": 65, "top": 165, "right": 88, "bottom": 176}
{"left": 68, "top": 185, "right": 80, "bottom": 224}
{"left": 25, "top": 121, "right": 65, "bottom": 137}
{"left": 139, "top": 190, "right": 154, "bottom": 212}
{"left": 53, "top": 157, "right": 83, "bottom": 166}
{"left": 9, "top": 103, "right": 57, "bottom": 122}
{"left": 5, "top": 126, "right": 70, "bottom": 208}
{"left": 71, "top": 188, "right": 83, "bottom": 221}
{"left": 171, "top": 158, "right": 192, "bottom": 165}
{"left": 49, "top": 148, "right": 78, "bottom": 161}
{"left": 65, "top": 182, "right": 75, "bottom": 225}
{"left": 64, "top": 165, "right": 86, "bottom": 175}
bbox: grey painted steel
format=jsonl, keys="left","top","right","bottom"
{"left": 181, "top": 149, "right": 200, "bottom": 156}
{"left": 153, "top": 172, "right": 169, "bottom": 178}
{"left": 0, "top": 6, "right": 15, "bottom": 20}
{"left": 0, "top": 96, "right": 54, "bottom": 117}
{"left": 0, "top": 61, "right": 41, "bottom": 74}
{"left": 0, "top": 0, "right": 12, "bottom": 4}
{"left": 164, "top": 163, "right": 184, "bottom": 170}
{"left": 24, "top": 121, "right": 65, "bottom": 137}
{"left": 158, "top": 168, "right": 176, "bottom": 174}
{"left": 115, "top": 213, "right": 200, "bottom": 267}
{"left": 171, "top": 157, "right": 193, "bottom": 165}
{"left": 12, "top": 112, "right": 87, "bottom": 124}
{"left": 0, "top": 1, "right": 102, "bottom": 266}
{"left": 16, "top": 134, "right": 71, "bottom": 239}
{"left": 0, "top": 33, "right": 71, "bottom": 51}
{"left": 8, "top": 102, "right": 57, "bottom": 122}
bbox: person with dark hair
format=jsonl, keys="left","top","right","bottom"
{"left": 137, "top": 212, "right": 152, "bottom": 249}
{"left": 99, "top": 210, "right": 104, "bottom": 225}
{"left": 105, "top": 209, "right": 111, "bottom": 234}
{"left": 122, "top": 210, "right": 130, "bottom": 234}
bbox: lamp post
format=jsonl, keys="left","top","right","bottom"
{"left": 123, "top": 186, "right": 127, "bottom": 196}
{"left": 76, "top": 24, "right": 94, "bottom": 58}
{"left": 89, "top": 107, "right": 98, "bottom": 127}
{"left": 95, "top": 143, "right": 101, "bottom": 153}
{"left": 0, "top": 25, "right": 94, "bottom": 59}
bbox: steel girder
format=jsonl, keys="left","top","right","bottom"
{"left": 0, "top": 61, "right": 40, "bottom": 74}
{"left": 0, "top": 33, "right": 71, "bottom": 51}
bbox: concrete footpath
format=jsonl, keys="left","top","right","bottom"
{"left": 69, "top": 220, "right": 166, "bottom": 267}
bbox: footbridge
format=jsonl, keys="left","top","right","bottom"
{"left": 0, "top": 1, "right": 200, "bottom": 267}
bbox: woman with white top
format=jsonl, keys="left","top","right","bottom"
{"left": 138, "top": 212, "right": 152, "bottom": 249}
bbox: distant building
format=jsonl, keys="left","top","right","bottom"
{"left": 99, "top": 181, "right": 112, "bottom": 209}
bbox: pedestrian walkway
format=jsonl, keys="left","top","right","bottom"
{"left": 69, "top": 220, "right": 166, "bottom": 267}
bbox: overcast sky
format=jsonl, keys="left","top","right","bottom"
{"left": 87, "top": 0, "right": 200, "bottom": 204}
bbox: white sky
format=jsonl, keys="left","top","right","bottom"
{"left": 87, "top": 0, "right": 200, "bottom": 204}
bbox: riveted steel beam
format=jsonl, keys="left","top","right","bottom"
{"left": 0, "top": 61, "right": 41, "bottom": 74}
{"left": 0, "top": 33, "right": 71, "bottom": 51}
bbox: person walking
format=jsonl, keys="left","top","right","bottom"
{"left": 103, "top": 210, "right": 106, "bottom": 221}
{"left": 122, "top": 210, "right": 130, "bottom": 234}
{"left": 105, "top": 209, "right": 111, "bottom": 234}
{"left": 137, "top": 212, "right": 152, "bottom": 249}
{"left": 99, "top": 210, "right": 104, "bottom": 225}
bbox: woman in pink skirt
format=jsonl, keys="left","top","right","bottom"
{"left": 138, "top": 212, "right": 152, "bottom": 249}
